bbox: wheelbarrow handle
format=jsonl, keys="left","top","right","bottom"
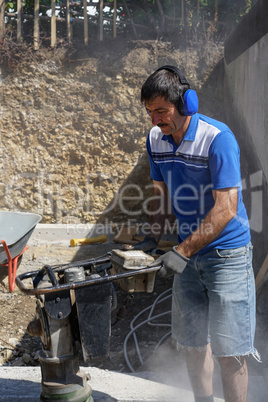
{"left": 15, "top": 265, "right": 161, "bottom": 296}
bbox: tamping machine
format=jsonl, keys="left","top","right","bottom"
{"left": 16, "top": 250, "right": 159, "bottom": 401}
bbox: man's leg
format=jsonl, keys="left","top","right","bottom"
{"left": 185, "top": 343, "right": 214, "bottom": 400}
{"left": 218, "top": 356, "right": 248, "bottom": 402}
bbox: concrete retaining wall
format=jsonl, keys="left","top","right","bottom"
{"left": 224, "top": 0, "right": 268, "bottom": 272}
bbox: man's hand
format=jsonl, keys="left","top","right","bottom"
{"left": 133, "top": 237, "right": 158, "bottom": 252}
{"left": 149, "top": 246, "right": 190, "bottom": 278}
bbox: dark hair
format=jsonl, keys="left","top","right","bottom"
{"left": 141, "top": 68, "right": 190, "bottom": 112}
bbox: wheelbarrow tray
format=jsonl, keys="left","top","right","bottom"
{"left": 0, "top": 211, "right": 42, "bottom": 264}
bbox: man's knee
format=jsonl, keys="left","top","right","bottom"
{"left": 218, "top": 355, "right": 247, "bottom": 374}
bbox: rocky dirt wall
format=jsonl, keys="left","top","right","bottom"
{"left": 0, "top": 39, "right": 223, "bottom": 224}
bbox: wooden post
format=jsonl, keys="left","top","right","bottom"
{"left": 51, "top": 0, "right": 56, "bottom": 48}
{"left": 66, "top": 0, "right": 72, "bottom": 45}
{"left": 122, "top": 0, "right": 137, "bottom": 38}
{"left": 34, "top": 0, "right": 39, "bottom": 50}
{"left": 17, "top": 0, "right": 22, "bottom": 42}
{"left": 99, "top": 0, "right": 103, "bottom": 41}
{"left": 0, "top": 0, "right": 5, "bottom": 39}
{"left": 113, "top": 0, "right": 117, "bottom": 38}
{"left": 214, "top": 0, "right": 218, "bottom": 23}
{"left": 83, "top": 0, "right": 88, "bottom": 46}
{"left": 181, "top": 0, "right": 185, "bottom": 27}
{"left": 196, "top": 0, "right": 200, "bottom": 22}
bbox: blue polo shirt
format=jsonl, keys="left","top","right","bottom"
{"left": 146, "top": 113, "right": 250, "bottom": 254}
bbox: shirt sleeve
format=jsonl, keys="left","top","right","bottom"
{"left": 146, "top": 134, "right": 164, "bottom": 182}
{"left": 208, "top": 130, "right": 242, "bottom": 190}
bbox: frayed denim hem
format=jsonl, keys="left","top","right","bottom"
{"left": 174, "top": 340, "right": 262, "bottom": 365}
{"left": 214, "top": 350, "right": 262, "bottom": 365}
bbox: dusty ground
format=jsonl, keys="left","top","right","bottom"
{"left": 0, "top": 240, "right": 174, "bottom": 372}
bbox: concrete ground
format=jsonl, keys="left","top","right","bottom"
{"left": 0, "top": 365, "right": 221, "bottom": 402}
{"left": 0, "top": 356, "right": 267, "bottom": 401}
{"left": 0, "top": 336, "right": 267, "bottom": 402}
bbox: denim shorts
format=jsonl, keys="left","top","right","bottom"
{"left": 172, "top": 242, "right": 258, "bottom": 357}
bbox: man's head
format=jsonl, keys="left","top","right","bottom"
{"left": 141, "top": 66, "right": 198, "bottom": 116}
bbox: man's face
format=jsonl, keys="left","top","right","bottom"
{"left": 145, "top": 96, "right": 185, "bottom": 136}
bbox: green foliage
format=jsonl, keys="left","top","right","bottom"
{"left": 6, "top": 0, "right": 52, "bottom": 15}
{"left": 5, "top": 2, "right": 14, "bottom": 10}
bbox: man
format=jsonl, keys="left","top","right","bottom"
{"left": 137, "top": 66, "right": 259, "bottom": 402}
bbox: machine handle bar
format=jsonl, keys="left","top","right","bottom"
{"left": 15, "top": 265, "right": 161, "bottom": 296}
{"left": 44, "top": 265, "right": 59, "bottom": 286}
{"left": 48, "top": 255, "right": 111, "bottom": 272}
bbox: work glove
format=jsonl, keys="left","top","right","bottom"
{"left": 133, "top": 236, "right": 158, "bottom": 252}
{"left": 149, "top": 246, "right": 190, "bottom": 278}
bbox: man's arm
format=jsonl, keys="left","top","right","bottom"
{"left": 176, "top": 187, "right": 238, "bottom": 258}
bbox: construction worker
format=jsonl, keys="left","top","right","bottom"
{"left": 135, "top": 66, "right": 260, "bottom": 402}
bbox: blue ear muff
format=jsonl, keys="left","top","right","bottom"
{"left": 183, "top": 89, "right": 199, "bottom": 116}
{"left": 155, "top": 65, "right": 199, "bottom": 116}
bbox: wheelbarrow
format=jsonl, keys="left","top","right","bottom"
{"left": 0, "top": 211, "right": 42, "bottom": 292}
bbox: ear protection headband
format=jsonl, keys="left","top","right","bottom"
{"left": 156, "top": 65, "right": 198, "bottom": 116}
